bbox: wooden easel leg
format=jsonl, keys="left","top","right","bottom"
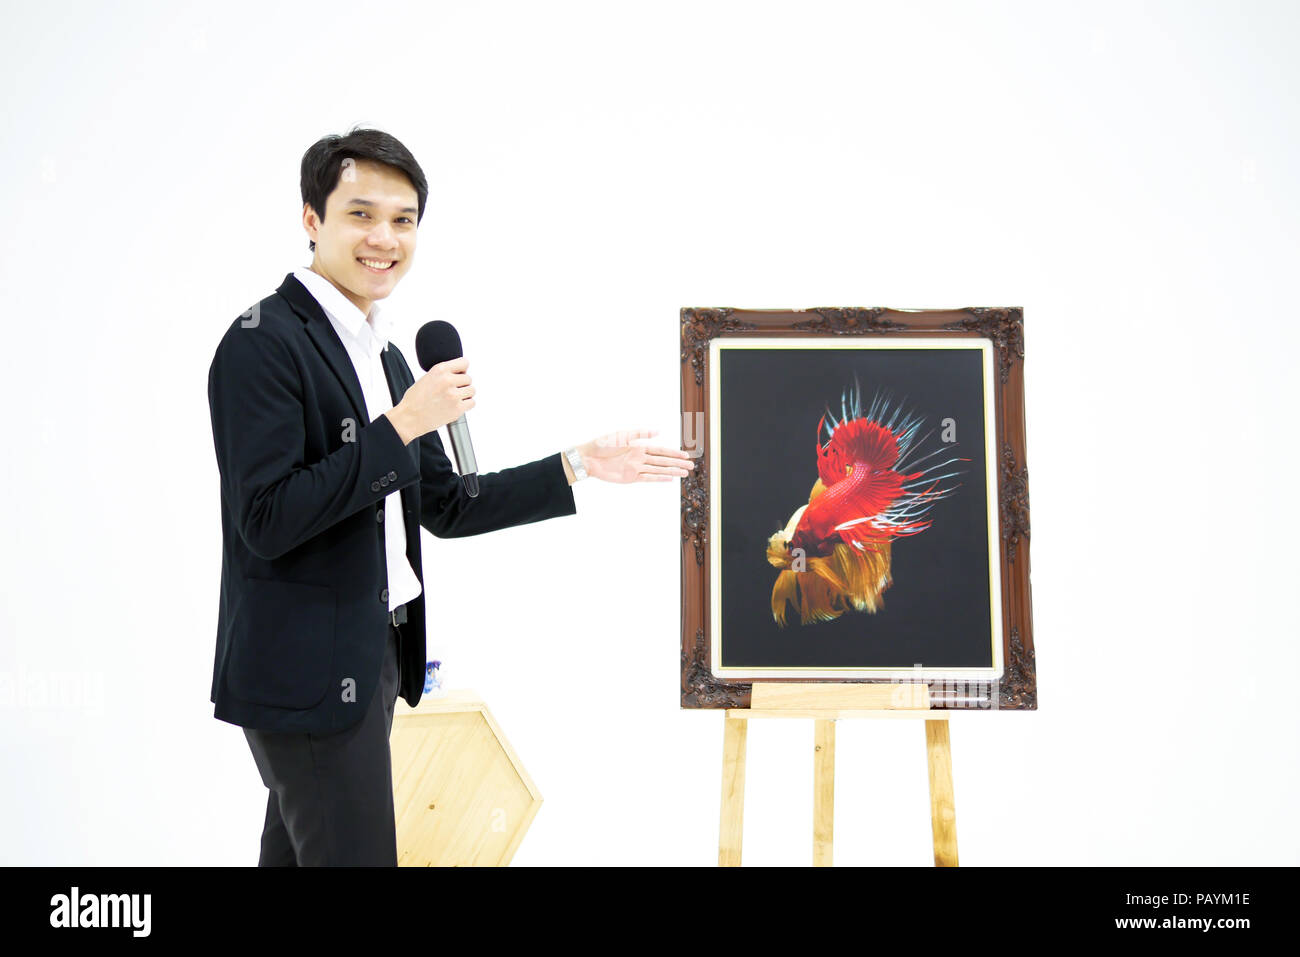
{"left": 925, "top": 719, "right": 958, "bottom": 867}
{"left": 813, "top": 719, "right": 835, "bottom": 866}
{"left": 718, "top": 713, "right": 748, "bottom": 867}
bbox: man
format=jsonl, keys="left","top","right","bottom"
{"left": 207, "top": 127, "right": 694, "bottom": 866}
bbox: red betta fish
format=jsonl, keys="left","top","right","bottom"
{"left": 766, "top": 379, "right": 968, "bottom": 627}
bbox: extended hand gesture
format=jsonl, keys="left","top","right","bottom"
{"left": 576, "top": 429, "right": 696, "bottom": 483}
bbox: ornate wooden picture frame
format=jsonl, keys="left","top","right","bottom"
{"left": 680, "top": 308, "right": 1034, "bottom": 710}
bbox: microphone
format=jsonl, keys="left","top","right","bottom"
{"left": 415, "top": 320, "right": 479, "bottom": 498}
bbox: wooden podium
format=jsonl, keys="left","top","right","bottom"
{"left": 391, "top": 690, "right": 542, "bottom": 866}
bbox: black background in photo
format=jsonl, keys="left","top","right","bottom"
{"left": 717, "top": 346, "right": 994, "bottom": 669}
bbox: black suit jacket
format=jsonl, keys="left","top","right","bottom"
{"left": 207, "top": 272, "right": 577, "bottom": 734}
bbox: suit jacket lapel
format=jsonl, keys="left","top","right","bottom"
{"left": 380, "top": 341, "right": 422, "bottom": 564}
{"left": 275, "top": 273, "right": 369, "bottom": 426}
{"left": 380, "top": 344, "right": 408, "bottom": 406}
{"left": 381, "top": 345, "right": 421, "bottom": 473}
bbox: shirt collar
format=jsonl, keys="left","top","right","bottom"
{"left": 292, "top": 264, "right": 395, "bottom": 350}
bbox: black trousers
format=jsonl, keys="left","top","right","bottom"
{"left": 243, "top": 623, "right": 402, "bottom": 866}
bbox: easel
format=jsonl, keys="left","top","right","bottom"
{"left": 718, "top": 682, "right": 958, "bottom": 867}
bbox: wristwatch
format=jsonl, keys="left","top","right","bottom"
{"left": 563, "top": 446, "right": 588, "bottom": 482}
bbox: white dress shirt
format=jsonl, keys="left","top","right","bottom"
{"left": 292, "top": 265, "right": 423, "bottom": 613}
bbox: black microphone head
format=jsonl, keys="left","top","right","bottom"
{"left": 415, "top": 321, "right": 463, "bottom": 371}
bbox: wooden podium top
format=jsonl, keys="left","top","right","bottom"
{"left": 394, "top": 688, "right": 484, "bottom": 716}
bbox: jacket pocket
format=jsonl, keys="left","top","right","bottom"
{"left": 227, "top": 577, "right": 336, "bottom": 710}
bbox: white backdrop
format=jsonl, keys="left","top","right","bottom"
{"left": 1, "top": 0, "right": 1296, "bottom": 866}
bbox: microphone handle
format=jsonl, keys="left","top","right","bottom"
{"left": 447, "top": 414, "right": 479, "bottom": 498}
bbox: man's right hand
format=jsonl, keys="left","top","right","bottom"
{"left": 385, "top": 356, "right": 475, "bottom": 445}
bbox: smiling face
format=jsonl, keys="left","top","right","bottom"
{"left": 302, "top": 158, "right": 419, "bottom": 317}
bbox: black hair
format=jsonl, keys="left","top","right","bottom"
{"left": 299, "top": 126, "right": 428, "bottom": 252}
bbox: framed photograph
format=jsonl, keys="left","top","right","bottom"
{"left": 679, "top": 308, "right": 1034, "bottom": 710}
